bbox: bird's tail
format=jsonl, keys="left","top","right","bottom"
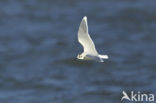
{"left": 98, "top": 55, "right": 109, "bottom": 59}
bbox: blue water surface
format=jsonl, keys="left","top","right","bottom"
{"left": 0, "top": 0, "right": 156, "bottom": 103}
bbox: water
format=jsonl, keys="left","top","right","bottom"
{"left": 0, "top": 0, "right": 156, "bottom": 103}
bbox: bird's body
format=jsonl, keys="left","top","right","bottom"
{"left": 77, "top": 16, "right": 108, "bottom": 62}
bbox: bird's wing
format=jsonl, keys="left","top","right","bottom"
{"left": 78, "top": 16, "right": 98, "bottom": 55}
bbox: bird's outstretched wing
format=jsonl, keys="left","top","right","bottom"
{"left": 78, "top": 16, "right": 98, "bottom": 55}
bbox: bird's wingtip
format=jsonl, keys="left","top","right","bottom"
{"left": 83, "top": 16, "right": 87, "bottom": 21}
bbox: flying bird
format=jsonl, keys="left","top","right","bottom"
{"left": 77, "top": 16, "right": 108, "bottom": 62}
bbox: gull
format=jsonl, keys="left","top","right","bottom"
{"left": 77, "top": 16, "right": 108, "bottom": 62}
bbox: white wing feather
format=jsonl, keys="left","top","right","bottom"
{"left": 78, "top": 16, "right": 98, "bottom": 55}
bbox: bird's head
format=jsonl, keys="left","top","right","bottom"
{"left": 77, "top": 54, "right": 84, "bottom": 59}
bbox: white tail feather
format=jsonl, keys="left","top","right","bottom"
{"left": 98, "top": 55, "right": 109, "bottom": 59}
